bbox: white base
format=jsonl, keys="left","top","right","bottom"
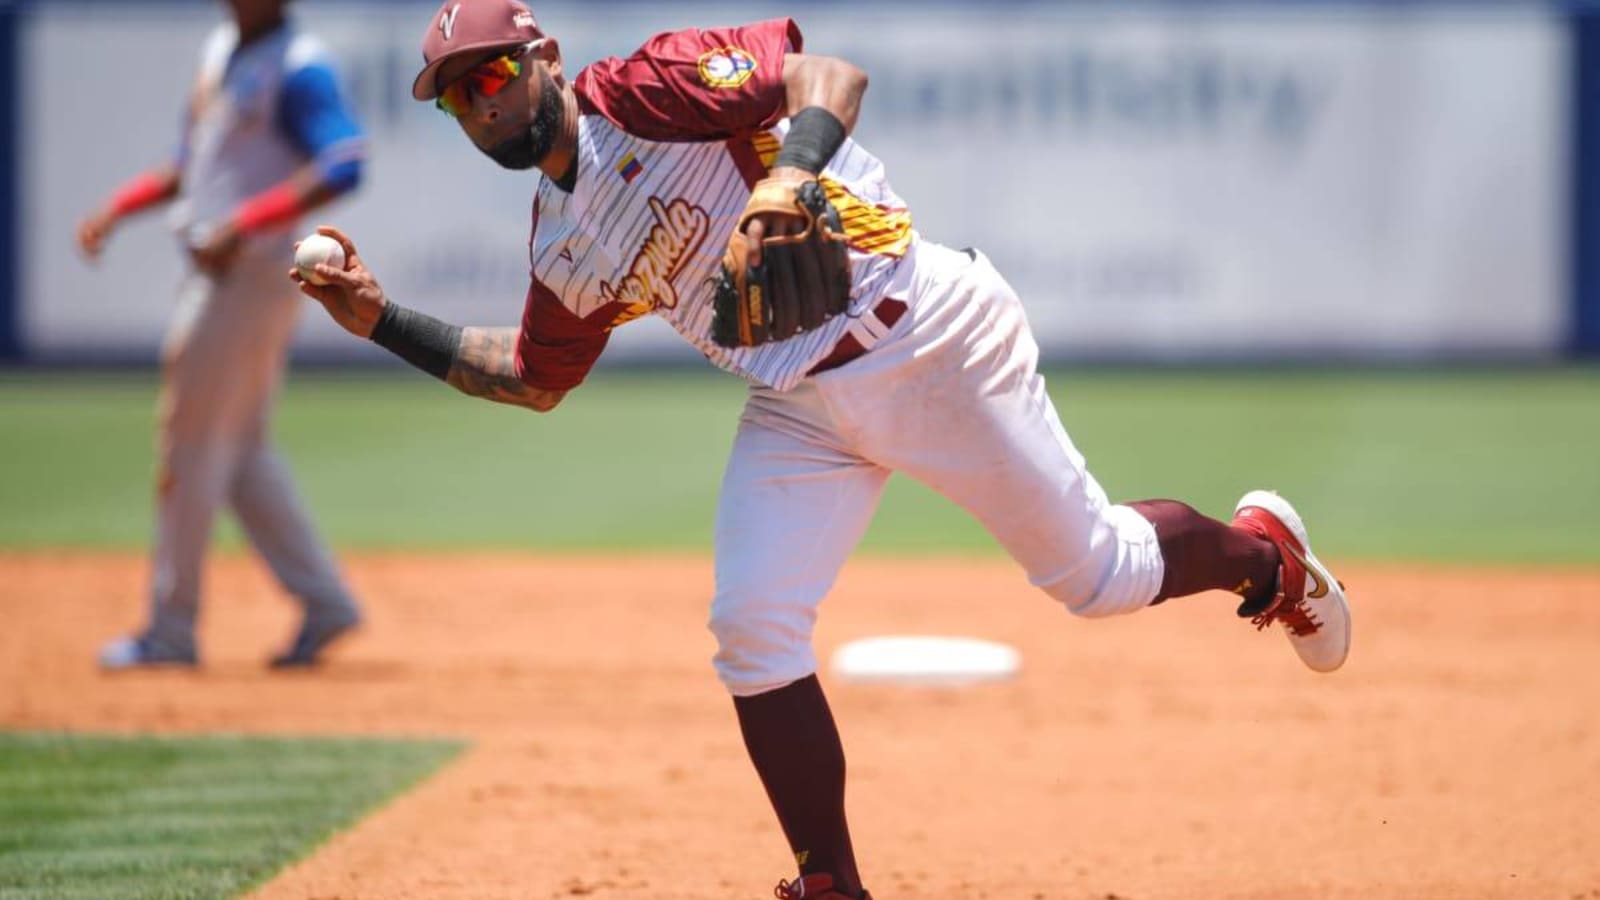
{"left": 830, "top": 635, "right": 1022, "bottom": 686}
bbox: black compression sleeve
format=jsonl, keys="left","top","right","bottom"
{"left": 774, "top": 107, "right": 846, "bottom": 175}
{"left": 369, "top": 302, "right": 462, "bottom": 382}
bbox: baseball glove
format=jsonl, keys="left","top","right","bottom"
{"left": 712, "top": 173, "right": 852, "bottom": 348}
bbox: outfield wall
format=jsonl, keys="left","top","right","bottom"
{"left": 2, "top": 1, "right": 1588, "bottom": 363}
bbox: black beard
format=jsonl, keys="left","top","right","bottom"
{"left": 484, "top": 75, "right": 563, "bottom": 170}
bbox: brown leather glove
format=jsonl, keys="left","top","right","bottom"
{"left": 712, "top": 173, "right": 852, "bottom": 348}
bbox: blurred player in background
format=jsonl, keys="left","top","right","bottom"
{"left": 75, "top": 0, "right": 366, "bottom": 669}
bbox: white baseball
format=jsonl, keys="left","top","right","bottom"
{"left": 295, "top": 233, "right": 346, "bottom": 286}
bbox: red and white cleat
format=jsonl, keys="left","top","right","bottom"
{"left": 1231, "top": 490, "right": 1352, "bottom": 673}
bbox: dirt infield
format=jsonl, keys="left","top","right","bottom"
{"left": 2, "top": 552, "right": 1597, "bottom": 900}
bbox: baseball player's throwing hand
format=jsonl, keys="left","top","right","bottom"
{"left": 289, "top": 226, "right": 385, "bottom": 338}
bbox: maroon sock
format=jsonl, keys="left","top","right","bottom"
{"left": 733, "top": 675, "right": 863, "bottom": 897}
{"left": 1126, "top": 499, "right": 1279, "bottom": 609}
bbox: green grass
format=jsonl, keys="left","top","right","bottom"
{"left": 0, "top": 732, "right": 463, "bottom": 899}
{"left": 1, "top": 367, "right": 1597, "bottom": 563}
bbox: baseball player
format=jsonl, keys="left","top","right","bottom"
{"left": 76, "top": 0, "right": 366, "bottom": 669}
{"left": 293, "top": 2, "right": 1353, "bottom": 896}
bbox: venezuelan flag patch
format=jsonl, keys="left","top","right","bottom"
{"left": 617, "top": 152, "right": 644, "bottom": 184}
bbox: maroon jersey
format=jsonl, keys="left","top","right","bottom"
{"left": 515, "top": 19, "right": 916, "bottom": 393}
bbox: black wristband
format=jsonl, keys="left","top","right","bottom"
{"left": 369, "top": 301, "right": 462, "bottom": 382}
{"left": 773, "top": 107, "right": 846, "bottom": 175}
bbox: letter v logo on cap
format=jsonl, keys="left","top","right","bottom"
{"left": 439, "top": 2, "right": 462, "bottom": 41}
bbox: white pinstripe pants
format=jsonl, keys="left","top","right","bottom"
{"left": 709, "top": 242, "right": 1165, "bottom": 696}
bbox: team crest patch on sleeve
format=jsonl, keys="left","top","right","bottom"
{"left": 697, "top": 47, "right": 757, "bottom": 89}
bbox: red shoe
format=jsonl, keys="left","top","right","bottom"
{"left": 1231, "top": 490, "right": 1351, "bottom": 672}
{"left": 774, "top": 874, "right": 871, "bottom": 899}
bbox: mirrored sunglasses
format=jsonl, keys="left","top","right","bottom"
{"left": 436, "top": 53, "right": 523, "bottom": 118}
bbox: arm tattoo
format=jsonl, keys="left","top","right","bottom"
{"left": 446, "top": 327, "right": 565, "bottom": 412}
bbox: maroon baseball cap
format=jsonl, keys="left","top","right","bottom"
{"left": 412, "top": 0, "right": 544, "bottom": 101}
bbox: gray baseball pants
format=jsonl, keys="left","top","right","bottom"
{"left": 142, "top": 250, "right": 357, "bottom": 653}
